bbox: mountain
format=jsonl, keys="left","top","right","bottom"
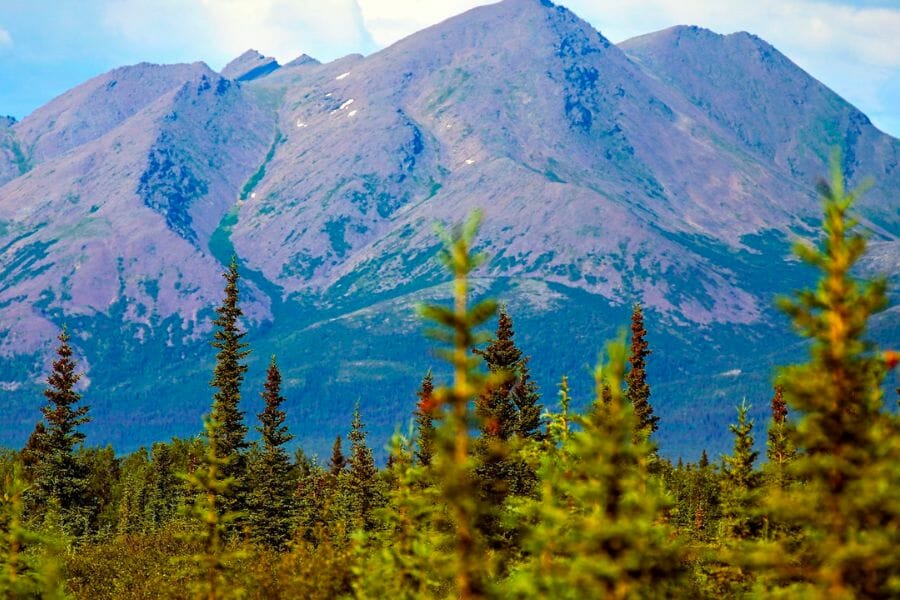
{"left": 221, "top": 50, "right": 281, "bottom": 82}
{"left": 0, "top": 0, "right": 896, "bottom": 459}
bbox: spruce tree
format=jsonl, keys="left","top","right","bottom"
{"left": 473, "top": 307, "right": 542, "bottom": 547}
{"left": 413, "top": 372, "right": 436, "bottom": 467}
{"left": 419, "top": 210, "right": 499, "bottom": 599}
{"left": 0, "top": 463, "right": 67, "bottom": 598}
{"left": 511, "top": 356, "right": 542, "bottom": 441}
{"left": 720, "top": 401, "right": 761, "bottom": 542}
{"left": 209, "top": 257, "right": 250, "bottom": 497}
{"left": 246, "top": 356, "right": 296, "bottom": 549}
{"left": 329, "top": 436, "right": 346, "bottom": 477}
{"left": 351, "top": 433, "right": 445, "bottom": 599}
{"left": 146, "top": 442, "right": 180, "bottom": 529}
{"left": 20, "top": 423, "right": 46, "bottom": 474}
{"left": 765, "top": 385, "right": 794, "bottom": 491}
{"left": 547, "top": 376, "right": 571, "bottom": 446}
{"left": 506, "top": 335, "right": 687, "bottom": 597}
{"left": 758, "top": 157, "right": 899, "bottom": 596}
{"left": 474, "top": 307, "right": 519, "bottom": 442}
{"left": 625, "top": 304, "right": 658, "bottom": 437}
{"left": 179, "top": 416, "right": 244, "bottom": 600}
{"left": 345, "top": 404, "right": 382, "bottom": 531}
{"left": 29, "top": 328, "right": 91, "bottom": 530}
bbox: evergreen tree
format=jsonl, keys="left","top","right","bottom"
{"left": 0, "top": 463, "right": 67, "bottom": 599}
{"left": 507, "top": 335, "right": 687, "bottom": 598}
{"left": 179, "top": 416, "right": 244, "bottom": 600}
{"left": 547, "top": 376, "right": 571, "bottom": 446}
{"left": 419, "top": 210, "right": 499, "bottom": 599}
{"left": 328, "top": 436, "right": 346, "bottom": 477}
{"left": 720, "top": 401, "right": 761, "bottom": 542}
{"left": 145, "top": 442, "right": 180, "bottom": 529}
{"left": 246, "top": 357, "right": 296, "bottom": 549}
{"left": 474, "top": 307, "right": 519, "bottom": 442}
{"left": 209, "top": 257, "right": 250, "bottom": 491}
{"left": 765, "top": 385, "right": 795, "bottom": 491}
{"left": 625, "top": 304, "right": 658, "bottom": 438}
{"left": 758, "top": 157, "right": 899, "bottom": 597}
{"left": 1, "top": 463, "right": 33, "bottom": 597}
{"left": 294, "top": 457, "right": 333, "bottom": 545}
{"left": 20, "top": 422, "right": 46, "bottom": 473}
{"left": 28, "top": 328, "right": 91, "bottom": 531}
{"left": 352, "top": 433, "right": 445, "bottom": 599}
{"left": 511, "top": 356, "right": 543, "bottom": 441}
{"left": 413, "top": 372, "right": 436, "bottom": 467}
{"left": 473, "top": 307, "right": 542, "bottom": 548}
{"left": 115, "top": 449, "right": 151, "bottom": 534}
{"left": 345, "top": 404, "right": 382, "bottom": 531}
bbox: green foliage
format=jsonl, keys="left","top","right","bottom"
{"left": 4, "top": 157, "right": 897, "bottom": 599}
{"left": 764, "top": 385, "right": 795, "bottom": 492}
{"left": 506, "top": 335, "right": 687, "bottom": 598}
{"left": 719, "top": 401, "right": 761, "bottom": 542}
{"left": 418, "top": 209, "right": 500, "bottom": 599}
{"left": 246, "top": 357, "right": 296, "bottom": 549}
{"left": 27, "top": 328, "right": 92, "bottom": 534}
{"left": 413, "top": 372, "right": 436, "bottom": 467}
{"left": 625, "top": 304, "right": 658, "bottom": 439}
{"left": 209, "top": 257, "right": 250, "bottom": 495}
{"left": 756, "top": 155, "right": 899, "bottom": 597}
{"left": 328, "top": 436, "right": 346, "bottom": 477}
{"left": 352, "top": 433, "right": 447, "bottom": 599}
{"left": 0, "top": 462, "right": 69, "bottom": 599}
{"left": 472, "top": 307, "right": 539, "bottom": 554}
{"left": 344, "top": 404, "right": 384, "bottom": 531}
{"left": 178, "top": 417, "right": 245, "bottom": 600}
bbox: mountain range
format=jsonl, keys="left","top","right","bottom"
{"left": 1, "top": 0, "right": 897, "bottom": 460}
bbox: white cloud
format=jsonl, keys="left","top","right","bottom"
{"left": 102, "top": 0, "right": 377, "bottom": 67}
{"left": 563, "top": 0, "right": 900, "bottom": 70}
{"left": 0, "top": 26, "right": 13, "bottom": 49}
{"left": 196, "top": 0, "right": 377, "bottom": 63}
{"left": 356, "top": 0, "right": 485, "bottom": 47}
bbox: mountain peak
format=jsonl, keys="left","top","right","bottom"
{"left": 221, "top": 49, "right": 280, "bottom": 81}
{"left": 284, "top": 53, "right": 320, "bottom": 68}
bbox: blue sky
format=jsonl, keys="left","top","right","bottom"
{"left": 1, "top": 0, "right": 898, "bottom": 136}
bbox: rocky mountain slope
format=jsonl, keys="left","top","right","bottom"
{"left": 0, "top": 0, "right": 896, "bottom": 459}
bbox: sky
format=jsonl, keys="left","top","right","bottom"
{"left": 1, "top": 0, "right": 898, "bottom": 137}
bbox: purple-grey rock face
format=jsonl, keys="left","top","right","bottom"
{"left": 284, "top": 54, "right": 321, "bottom": 69}
{"left": 0, "top": 66, "right": 274, "bottom": 356}
{"left": 0, "top": 0, "right": 896, "bottom": 455}
{"left": 221, "top": 50, "right": 281, "bottom": 82}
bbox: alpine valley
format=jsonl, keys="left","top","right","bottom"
{"left": 0, "top": 0, "right": 897, "bottom": 459}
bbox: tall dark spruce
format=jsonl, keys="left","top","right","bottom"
{"left": 346, "top": 404, "right": 381, "bottom": 530}
{"left": 329, "top": 436, "right": 347, "bottom": 477}
{"left": 28, "top": 328, "right": 91, "bottom": 528}
{"left": 765, "top": 385, "right": 795, "bottom": 491}
{"left": 209, "top": 257, "right": 250, "bottom": 494}
{"left": 626, "top": 304, "right": 658, "bottom": 438}
{"left": 474, "top": 307, "right": 520, "bottom": 443}
{"left": 247, "top": 356, "right": 296, "bottom": 549}
{"left": 414, "top": 371, "right": 437, "bottom": 467}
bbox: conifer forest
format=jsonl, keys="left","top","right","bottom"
{"left": 0, "top": 158, "right": 898, "bottom": 599}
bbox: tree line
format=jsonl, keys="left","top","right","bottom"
{"left": 1, "top": 159, "right": 898, "bottom": 598}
